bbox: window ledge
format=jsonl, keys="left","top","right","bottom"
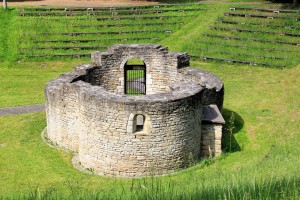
{"left": 134, "top": 131, "right": 147, "bottom": 136}
{"left": 134, "top": 131, "right": 149, "bottom": 139}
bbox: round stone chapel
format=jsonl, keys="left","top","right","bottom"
{"left": 45, "top": 44, "right": 224, "bottom": 177}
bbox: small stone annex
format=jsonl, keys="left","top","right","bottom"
{"left": 44, "top": 44, "right": 225, "bottom": 177}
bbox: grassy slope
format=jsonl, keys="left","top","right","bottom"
{"left": 0, "top": 3, "right": 300, "bottom": 199}
{"left": 0, "top": 8, "right": 18, "bottom": 62}
{"left": 0, "top": 62, "right": 299, "bottom": 198}
{"left": 0, "top": 61, "right": 84, "bottom": 108}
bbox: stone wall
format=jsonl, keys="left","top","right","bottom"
{"left": 77, "top": 84, "right": 202, "bottom": 177}
{"left": 201, "top": 124, "right": 222, "bottom": 157}
{"left": 91, "top": 44, "right": 189, "bottom": 95}
{"left": 178, "top": 67, "right": 224, "bottom": 110}
{"left": 45, "top": 44, "right": 224, "bottom": 177}
{"left": 45, "top": 63, "right": 95, "bottom": 152}
{"left": 46, "top": 72, "right": 203, "bottom": 177}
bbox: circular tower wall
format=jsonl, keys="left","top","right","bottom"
{"left": 45, "top": 44, "right": 224, "bottom": 177}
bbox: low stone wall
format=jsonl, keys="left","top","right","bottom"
{"left": 178, "top": 67, "right": 224, "bottom": 110}
{"left": 201, "top": 124, "right": 222, "bottom": 157}
{"left": 45, "top": 63, "right": 95, "bottom": 152}
{"left": 91, "top": 44, "right": 190, "bottom": 95}
{"left": 45, "top": 44, "right": 224, "bottom": 177}
{"left": 77, "top": 83, "right": 203, "bottom": 177}
{"left": 46, "top": 67, "right": 203, "bottom": 177}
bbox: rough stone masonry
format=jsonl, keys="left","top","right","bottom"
{"left": 45, "top": 44, "right": 224, "bottom": 177}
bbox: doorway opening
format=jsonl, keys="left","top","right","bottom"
{"left": 124, "top": 58, "right": 146, "bottom": 95}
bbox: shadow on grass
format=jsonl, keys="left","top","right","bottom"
{"left": 268, "top": 0, "right": 300, "bottom": 8}
{"left": 221, "top": 108, "right": 244, "bottom": 153}
{"left": 280, "top": 3, "right": 300, "bottom": 9}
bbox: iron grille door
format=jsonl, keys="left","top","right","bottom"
{"left": 124, "top": 65, "right": 146, "bottom": 95}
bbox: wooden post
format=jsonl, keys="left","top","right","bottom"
{"left": 3, "top": 0, "right": 7, "bottom": 9}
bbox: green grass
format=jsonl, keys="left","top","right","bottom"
{"left": 12, "top": 4, "right": 207, "bottom": 60}
{"left": 0, "top": 1, "right": 300, "bottom": 199}
{"left": 188, "top": 6, "right": 300, "bottom": 68}
{"left": 0, "top": 61, "right": 299, "bottom": 199}
{"left": 0, "top": 61, "right": 81, "bottom": 108}
{"left": 0, "top": 8, "right": 18, "bottom": 61}
{"left": 2, "top": 3, "right": 299, "bottom": 67}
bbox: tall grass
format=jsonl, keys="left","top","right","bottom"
{"left": 4, "top": 171, "right": 300, "bottom": 199}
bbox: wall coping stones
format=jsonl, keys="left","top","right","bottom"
{"left": 202, "top": 104, "right": 225, "bottom": 124}
{"left": 46, "top": 63, "right": 204, "bottom": 105}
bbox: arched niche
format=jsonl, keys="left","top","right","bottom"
{"left": 126, "top": 112, "right": 152, "bottom": 137}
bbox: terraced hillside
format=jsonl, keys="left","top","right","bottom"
{"left": 189, "top": 6, "right": 300, "bottom": 68}
{"left": 17, "top": 4, "right": 206, "bottom": 59}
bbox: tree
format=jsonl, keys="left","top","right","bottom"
{"left": 2, "top": 0, "right": 7, "bottom": 9}
{"left": 293, "top": 0, "right": 298, "bottom": 5}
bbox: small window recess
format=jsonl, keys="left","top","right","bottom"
{"left": 134, "top": 114, "right": 145, "bottom": 134}
{"left": 127, "top": 113, "right": 152, "bottom": 138}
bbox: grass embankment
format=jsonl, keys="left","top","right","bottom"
{"left": 2, "top": 4, "right": 299, "bottom": 68}
{"left": 14, "top": 4, "right": 208, "bottom": 60}
{"left": 192, "top": 6, "right": 300, "bottom": 68}
{"left": 0, "top": 62, "right": 299, "bottom": 199}
{"left": 164, "top": 4, "right": 300, "bottom": 68}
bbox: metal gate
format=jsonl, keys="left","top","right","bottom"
{"left": 124, "top": 64, "right": 146, "bottom": 95}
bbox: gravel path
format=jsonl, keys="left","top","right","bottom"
{"left": 0, "top": 104, "right": 45, "bottom": 116}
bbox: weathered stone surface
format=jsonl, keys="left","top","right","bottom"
{"left": 201, "top": 124, "right": 223, "bottom": 157}
{"left": 45, "top": 44, "right": 224, "bottom": 177}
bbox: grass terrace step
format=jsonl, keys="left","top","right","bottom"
{"left": 218, "top": 20, "right": 300, "bottom": 30}
{"left": 199, "top": 38, "right": 300, "bottom": 55}
{"left": 220, "top": 16, "right": 300, "bottom": 27}
{"left": 21, "top": 53, "right": 92, "bottom": 58}
{"left": 190, "top": 55, "right": 284, "bottom": 68}
{"left": 19, "top": 8, "right": 205, "bottom": 17}
{"left": 196, "top": 48, "right": 285, "bottom": 60}
{"left": 27, "top": 14, "right": 197, "bottom": 21}
{"left": 202, "top": 33, "right": 300, "bottom": 46}
{"left": 229, "top": 7, "right": 299, "bottom": 14}
{"left": 200, "top": 41, "right": 300, "bottom": 53}
{"left": 20, "top": 45, "right": 107, "bottom": 50}
{"left": 18, "top": 3, "right": 201, "bottom": 12}
{"left": 31, "top": 37, "right": 159, "bottom": 43}
{"left": 224, "top": 12, "right": 300, "bottom": 20}
{"left": 34, "top": 30, "right": 172, "bottom": 36}
{"left": 29, "top": 22, "right": 184, "bottom": 28}
{"left": 201, "top": 50, "right": 291, "bottom": 66}
{"left": 210, "top": 26, "right": 300, "bottom": 37}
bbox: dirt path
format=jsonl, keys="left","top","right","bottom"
{"left": 8, "top": 0, "right": 158, "bottom": 7}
